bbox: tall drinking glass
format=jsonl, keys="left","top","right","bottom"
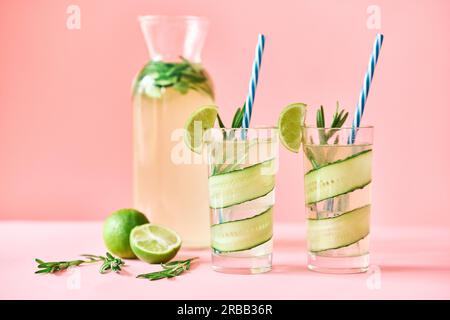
{"left": 302, "top": 127, "right": 373, "bottom": 273}
{"left": 206, "top": 128, "right": 278, "bottom": 274}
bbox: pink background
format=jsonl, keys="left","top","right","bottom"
{"left": 1, "top": 0, "right": 449, "bottom": 227}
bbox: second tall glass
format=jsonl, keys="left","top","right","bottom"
{"left": 302, "top": 126, "right": 373, "bottom": 273}
{"left": 206, "top": 128, "right": 278, "bottom": 274}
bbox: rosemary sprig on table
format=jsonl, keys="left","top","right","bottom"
{"left": 136, "top": 257, "right": 198, "bottom": 281}
{"left": 82, "top": 253, "right": 125, "bottom": 274}
{"left": 34, "top": 252, "right": 125, "bottom": 274}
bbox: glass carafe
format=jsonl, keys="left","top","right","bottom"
{"left": 133, "top": 16, "right": 214, "bottom": 247}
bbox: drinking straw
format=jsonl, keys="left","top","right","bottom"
{"left": 242, "top": 34, "right": 266, "bottom": 129}
{"left": 349, "top": 33, "right": 384, "bottom": 143}
{"left": 217, "top": 35, "right": 265, "bottom": 225}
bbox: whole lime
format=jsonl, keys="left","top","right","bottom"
{"left": 103, "top": 208, "right": 149, "bottom": 258}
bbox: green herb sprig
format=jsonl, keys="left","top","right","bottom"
{"left": 34, "top": 252, "right": 125, "bottom": 274}
{"left": 136, "top": 257, "right": 198, "bottom": 281}
{"left": 306, "top": 102, "right": 349, "bottom": 168}
{"left": 82, "top": 253, "right": 125, "bottom": 274}
{"left": 316, "top": 102, "right": 349, "bottom": 144}
{"left": 134, "top": 57, "right": 214, "bottom": 99}
{"left": 211, "top": 105, "right": 247, "bottom": 175}
{"left": 231, "top": 105, "right": 245, "bottom": 128}
{"left": 215, "top": 104, "right": 245, "bottom": 131}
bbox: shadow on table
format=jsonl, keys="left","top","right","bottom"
{"left": 273, "top": 238, "right": 306, "bottom": 251}
{"left": 116, "top": 265, "right": 134, "bottom": 277}
{"left": 271, "top": 264, "right": 309, "bottom": 275}
{"left": 378, "top": 264, "right": 450, "bottom": 273}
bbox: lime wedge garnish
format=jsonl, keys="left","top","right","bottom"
{"left": 130, "top": 224, "right": 182, "bottom": 264}
{"left": 184, "top": 105, "right": 218, "bottom": 154}
{"left": 278, "top": 103, "right": 307, "bottom": 152}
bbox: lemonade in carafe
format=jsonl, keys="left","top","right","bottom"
{"left": 133, "top": 16, "right": 214, "bottom": 247}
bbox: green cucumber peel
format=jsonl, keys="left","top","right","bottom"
{"left": 304, "top": 149, "right": 372, "bottom": 204}
{"left": 209, "top": 187, "right": 275, "bottom": 210}
{"left": 209, "top": 159, "right": 275, "bottom": 209}
{"left": 209, "top": 157, "right": 275, "bottom": 177}
{"left": 305, "top": 149, "right": 372, "bottom": 175}
{"left": 308, "top": 205, "right": 370, "bottom": 252}
{"left": 211, "top": 207, "right": 273, "bottom": 253}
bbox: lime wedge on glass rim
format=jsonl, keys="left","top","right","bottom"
{"left": 278, "top": 103, "right": 307, "bottom": 152}
{"left": 130, "top": 224, "right": 182, "bottom": 264}
{"left": 184, "top": 105, "right": 218, "bottom": 154}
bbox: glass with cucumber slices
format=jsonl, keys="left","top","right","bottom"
{"left": 302, "top": 126, "right": 373, "bottom": 273}
{"left": 205, "top": 127, "right": 278, "bottom": 274}
{"left": 183, "top": 105, "right": 278, "bottom": 274}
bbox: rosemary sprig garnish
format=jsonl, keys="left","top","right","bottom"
{"left": 211, "top": 105, "right": 246, "bottom": 175}
{"left": 326, "top": 101, "right": 349, "bottom": 141}
{"left": 231, "top": 105, "right": 245, "bottom": 128}
{"left": 306, "top": 102, "right": 349, "bottom": 168}
{"left": 136, "top": 257, "right": 198, "bottom": 281}
{"left": 316, "top": 102, "right": 349, "bottom": 144}
{"left": 316, "top": 105, "right": 326, "bottom": 128}
{"left": 217, "top": 113, "right": 226, "bottom": 129}
{"left": 35, "top": 252, "right": 125, "bottom": 274}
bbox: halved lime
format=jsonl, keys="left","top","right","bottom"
{"left": 278, "top": 103, "right": 307, "bottom": 153}
{"left": 130, "top": 224, "right": 182, "bottom": 264}
{"left": 184, "top": 105, "right": 218, "bottom": 153}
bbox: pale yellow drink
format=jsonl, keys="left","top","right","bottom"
{"left": 134, "top": 15, "right": 214, "bottom": 247}
{"left": 133, "top": 86, "right": 214, "bottom": 247}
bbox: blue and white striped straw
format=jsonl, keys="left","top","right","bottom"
{"left": 349, "top": 33, "right": 384, "bottom": 143}
{"left": 242, "top": 34, "right": 266, "bottom": 129}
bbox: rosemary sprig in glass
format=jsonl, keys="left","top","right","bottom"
{"left": 211, "top": 105, "right": 246, "bottom": 175}
{"left": 316, "top": 102, "right": 349, "bottom": 144}
{"left": 136, "top": 257, "right": 198, "bottom": 281}
{"left": 306, "top": 102, "right": 349, "bottom": 168}
{"left": 34, "top": 252, "right": 125, "bottom": 274}
{"left": 231, "top": 105, "right": 245, "bottom": 128}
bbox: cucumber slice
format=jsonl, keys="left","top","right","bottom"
{"left": 211, "top": 207, "right": 273, "bottom": 252}
{"left": 307, "top": 205, "right": 370, "bottom": 252}
{"left": 304, "top": 149, "right": 372, "bottom": 204}
{"left": 209, "top": 159, "right": 276, "bottom": 209}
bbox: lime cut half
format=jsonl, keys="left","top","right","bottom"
{"left": 184, "top": 105, "right": 218, "bottom": 154}
{"left": 130, "top": 224, "right": 182, "bottom": 264}
{"left": 278, "top": 103, "right": 307, "bottom": 153}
